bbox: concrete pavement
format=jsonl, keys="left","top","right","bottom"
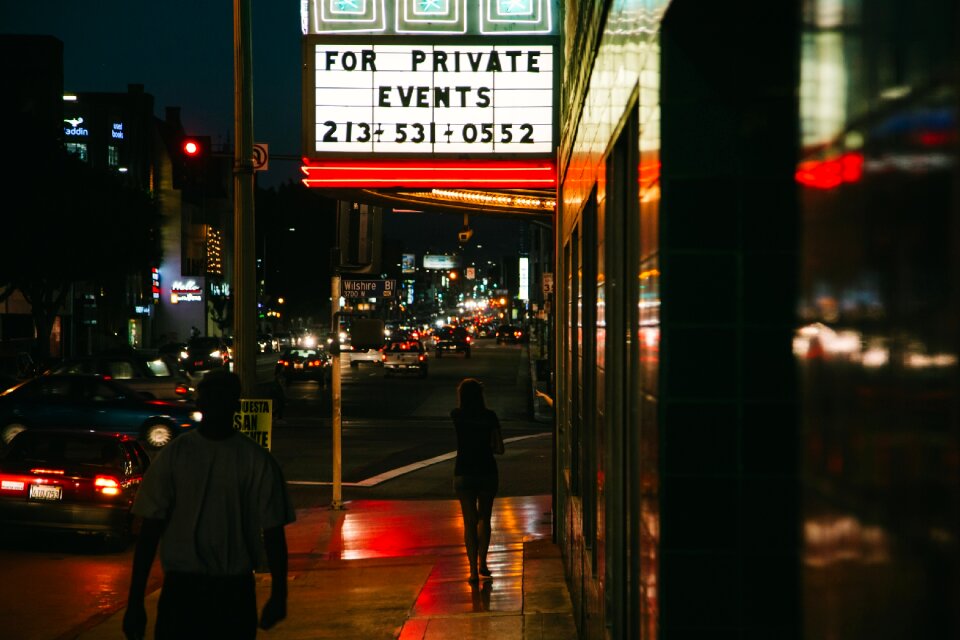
{"left": 79, "top": 495, "right": 577, "bottom": 640}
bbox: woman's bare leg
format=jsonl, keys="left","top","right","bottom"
{"left": 458, "top": 494, "right": 480, "bottom": 581}
{"left": 477, "top": 493, "right": 495, "bottom": 577}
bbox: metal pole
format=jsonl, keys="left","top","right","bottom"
{"left": 233, "top": 0, "right": 256, "bottom": 396}
{"left": 330, "top": 271, "right": 344, "bottom": 509}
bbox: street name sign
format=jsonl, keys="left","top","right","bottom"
{"left": 341, "top": 278, "right": 397, "bottom": 299}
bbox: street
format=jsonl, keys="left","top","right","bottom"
{"left": 0, "top": 338, "right": 552, "bottom": 640}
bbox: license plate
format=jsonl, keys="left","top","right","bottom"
{"left": 29, "top": 484, "right": 62, "bottom": 501}
{"left": 294, "top": 363, "right": 303, "bottom": 369}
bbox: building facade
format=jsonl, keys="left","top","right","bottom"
{"left": 555, "top": 1, "right": 958, "bottom": 638}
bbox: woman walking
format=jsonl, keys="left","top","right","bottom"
{"left": 451, "top": 378, "right": 504, "bottom": 583}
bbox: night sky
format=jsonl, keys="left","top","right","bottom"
{"left": 1, "top": 1, "right": 531, "bottom": 257}
{"left": 2, "top": 0, "right": 303, "bottom": 187}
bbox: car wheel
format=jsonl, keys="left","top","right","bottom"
{"left": 0, "top": 422, "right": 27, "bottom": 445}
{"left": 143, "top": 421, "right": 175, "bottom": 449}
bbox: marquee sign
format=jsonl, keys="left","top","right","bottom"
{"left": 308, "top": 43, "right": 552, "bottom": 155}
{"left": 301, "top": 1, "right": 559, "bottom": 189}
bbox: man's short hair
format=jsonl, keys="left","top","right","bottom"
{"left": 197, "top": 369, "right": 242, "bottom": 404}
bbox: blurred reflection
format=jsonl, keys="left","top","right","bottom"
{"left": 469, "top": 579, "right": 492, "bottom": 612}
{"left": 798, "top": 0, "right": 959, "bottom": 637}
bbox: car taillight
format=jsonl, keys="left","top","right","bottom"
{"left": 175, "top": 384, "right": 189, "bottom": 396}
{"left": 466, "top": 336, "right": 472, "bottom": 342}
{"left": 0, "top": 476, "right": 27, "bottom": 491}
{"left": 279, "top": 360, "right": 289, "bottom": 366}
{"left": 30, "top": 468, "right": 65, "bottom": 475}
{"left": 418, "top": 354, "right": 425, "bottom": 361}
{"left": 95, "top": 475, "right": 121, "bottom": 496}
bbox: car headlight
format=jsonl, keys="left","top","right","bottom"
{"left": 210, "top": 350, "right": 221, "bottom": 359}
{"left": 180, "top": 350, "right": 189, "bottom": 360}
{"left": 190, "top": 411, "right": 203, "bottom": 422}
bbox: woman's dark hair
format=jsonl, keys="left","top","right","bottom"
{"left": 457, "top": 378, "right": 486, "bottom": 411}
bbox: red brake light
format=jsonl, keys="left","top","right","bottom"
{"left": 175, "top": 384, "right": 189, "bottom": 395}
{"left": 418, "top": 354, "right": 425, "bottom": 361}
{"left": 31, "top": 468, "right": 65, "bottom": 475}
{"left": 466, "top": 336, "right": 472, "bottom": 342}
{"left": 95, "top": 475, "right": 121, "bottom": 495}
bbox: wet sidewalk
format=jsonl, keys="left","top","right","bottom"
{"left": 80, "top": 495, "right": 577, "bottom": 640}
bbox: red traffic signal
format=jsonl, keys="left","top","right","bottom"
{"left": 182, "top": 138, "right": 202, "bottom": 157}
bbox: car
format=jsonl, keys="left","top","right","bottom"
{"left": 476, "top": 323, "right": 499, "bottom": 338}
{"left": 0, "top": 430, "right": 149, "bottom": 546}
{"left": 382, "top": 340, "right": 428, "bottom": 378}
{"left": 179, "top": 336, "right": 232, "bottom": 376}
{"left": 0, "top": 374, "right": 202, "bottom": 449}
{"left": 435, "top": 326, "right": 472, "bottom": 358}
{"left": 496, "top": 324, "right": 526, "bottom": 344}
{"left": 275, "top": 348, "right": 330, "bottom": 385}
{"left": 51, "top": 352, "right": 194, "bottom": 402}
{"left": 345, "top": 345, "right": 384, "bottom": 368}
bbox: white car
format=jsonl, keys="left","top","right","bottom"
{"left": 382, "top": 340, "right": 428, "bottom": 378}
{"left": 345, "top": 344, "right": 383, "bottom": 368}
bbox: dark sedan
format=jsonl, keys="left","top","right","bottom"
{"left": 276, "top": 348, "right": 330, "bottom": 385}
{"left": 179, "top": 336, "right": 232, "bottom": 376}
{"left": 0, "top": 374, "right": 202, "bottom": 449}
{"left": 496, "top": 324, "right": 527, "bottom": 344}
{"left": 0, "top": 430, "right": 149, "bottom": 547}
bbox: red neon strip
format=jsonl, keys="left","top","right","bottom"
{"left": 300, "top": 158, "right": 557, "bottom": 189}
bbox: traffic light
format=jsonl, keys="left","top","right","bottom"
{"left": 172, "top": 135, "right": 211, "bottom": 202}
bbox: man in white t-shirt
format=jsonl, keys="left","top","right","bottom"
{"left": 123, "top": 369, "right": 295, "bottom": 639}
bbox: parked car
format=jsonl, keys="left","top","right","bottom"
{"left": 382, "top": 340, "right": 428, "bottom": 378}
{"left": 275, "top": 348, "right": 330, "bottom": 385}
{"left": 0, "top": 430, "right": 149, "bottom": 547}
{"left": 180, "top": 336, "right": 232, "bottom": 376}
{"left": 435, "top": 326, "right": 472, "bottom": 358}
{"left": 0, "top": 374, "right": 202, "bottom": 449}
{"left": 51, "top": 352, "right": 194, "bottom": 402}
{"left": 496, "top": 324, "right": 527, "bottom": 344}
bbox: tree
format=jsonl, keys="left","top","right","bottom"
{"left": 0, "top": 149, "right": 160, "bottom": 361}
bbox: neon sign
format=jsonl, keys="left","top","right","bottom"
{"left": 170, "top": 279, "right": 202, "bottom": 304}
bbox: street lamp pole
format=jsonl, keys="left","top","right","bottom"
{"left": 233, "top": 0, "right": 256, "bottom": 396}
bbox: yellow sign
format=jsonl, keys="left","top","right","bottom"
{"left": 233, "top": 399, "right": 273, "bottom": 450}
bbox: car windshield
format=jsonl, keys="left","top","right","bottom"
{"left": 387, "top": 342, "right": 420, "bottom": 353}
{"left": 285, "top": 349, "right": 319, "bottom": 358}
{"left": 144, "top": 358, "right": 173, "bottom": 376}
{"left": 188, "top": 338, "right": 222, "bottom": 351}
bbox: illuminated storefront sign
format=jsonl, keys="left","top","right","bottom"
{"left": 402, "top": 253, "right": 416, "bottom": 273}
{"left": 304, "top": 0, "right": 555, "bottom": 36}
{"left": 112, "top": 122, "right": 124, "bottom": 139}
{"left": 518, "top": 256, "right": 529, "bottom": 301}
{"left": 301, "top": 1, "right": 558, "bottom": 189}
{"left": 64, "top": 116, "right": 88, "bottom": 137}
{"left": 308, "top": 43, "right": 553, "bottom": 155}
{"left": 170, "top": 279, "right": 202, "bottom": 304}
{"left": 151, "top": 268, "right": 160, "bottom": 302}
